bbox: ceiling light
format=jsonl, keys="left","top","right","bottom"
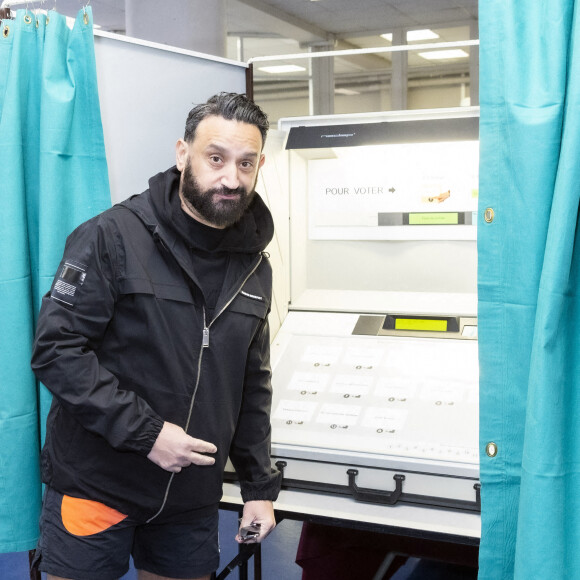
{"left": 407, "top": 29, "right": 440, "bottom": 41}
{"left": 335, "top": 88, "right": 361, "bottom": 96}
{"left": 258, "top": 65, "right": 306, "bottom": 74}
{"left": 419, "top": 49, "right": 469, "bottom": 60}
{"left": 380, "top": 29, "right": 439, "bottom": 43}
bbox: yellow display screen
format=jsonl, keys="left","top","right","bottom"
{"left": 394, "top": 318, "right": 448, "bottom": 332}
{"left": 408, "top": 213, "right": 459, "bottom": 225}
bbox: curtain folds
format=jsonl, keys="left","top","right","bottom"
{"left": 0, "top": 7, "right": 110, "bottom": 552}
{"left": 478, "top": 1, "right": 580, "bottom": 578}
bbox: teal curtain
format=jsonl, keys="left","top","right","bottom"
{"left": 478, "top": 1, "right": 580, "bottom": 578}
{"left": 0, "top": 7, "right": 110, "bottom": 552}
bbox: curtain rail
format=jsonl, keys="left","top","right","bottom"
{"left": 248, "top": 39, "right": 479, "bottom": 65}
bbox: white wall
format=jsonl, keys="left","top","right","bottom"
{"left": 409, "top": 84, "right": 470, "bottom": 110}
{"left": 93, "top": 31, "right": 247, "bottom": 204}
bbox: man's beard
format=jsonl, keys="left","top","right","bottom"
{"left": 180, "top": 160, "right": 256, "bottom": 228}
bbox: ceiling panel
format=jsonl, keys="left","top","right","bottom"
{"left": 1, "top": 0, "right": 477, "bottom": 44}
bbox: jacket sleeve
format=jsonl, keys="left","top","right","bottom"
{"left": 31, "top": 215, "right": 164, "bottom": 455}
{"left": 228, "top": 316, "right": 282, "bottom": 503}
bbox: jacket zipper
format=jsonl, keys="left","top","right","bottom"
{"left": 146, "top": 254, "right": 263, "bottom": 522}
{"left": 145, "top": 311, "right": 206, "bottom": 524}
{"left": 205, "top": 253, "right": 263, "bottom": 343}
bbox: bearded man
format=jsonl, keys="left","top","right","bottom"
{"left": 31, "top": 92, "right": 281, "bottom": 580}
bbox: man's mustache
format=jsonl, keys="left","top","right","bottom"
{"left": 212, "top": 185, "right": 247, "bottom": 197}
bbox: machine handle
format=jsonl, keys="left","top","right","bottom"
{"left": 347, "top": 469, "right": 405, "bottom": 505}
{"left": 270, "top": 461, "right": 479, "bottom": 512}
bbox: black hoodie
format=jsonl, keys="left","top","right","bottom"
{"left": 32, "top": 166, "right": 281, "bottom": 521}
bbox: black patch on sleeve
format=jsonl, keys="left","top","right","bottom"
{"left": 50, "top": 261, "right": 87, "bottom": 307}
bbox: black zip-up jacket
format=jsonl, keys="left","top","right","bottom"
{"left": 31, "top": 167, "right": 281, "bottom": 521}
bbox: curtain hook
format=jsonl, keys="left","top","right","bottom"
{"left": 22, "top": 1, "right": 34, "bottom": 25}
{"left": 44, "top": 0, "right": 54, "bottom": 24}
{"left": 83, "top": 1, "right": 90, "bottom": 25}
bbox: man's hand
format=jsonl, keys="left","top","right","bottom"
{"left": 147, "top": 422, "right": 217, "bottom": 473}
{"left": 235, "top": 500, "right": 276, "bottom": 544}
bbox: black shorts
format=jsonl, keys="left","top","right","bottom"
{"left": 33, "top": 486, "right": 220, "bottom": 580}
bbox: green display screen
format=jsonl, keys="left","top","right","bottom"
{"left": 408, "top": 212, "right": 459, "bottom": 225}
{"left": 394, "top": 318, "right": 448, "bottom": 332}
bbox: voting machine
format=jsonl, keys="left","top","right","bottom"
{"left": 229, "top": 108, "right": 481, "bottom": 518}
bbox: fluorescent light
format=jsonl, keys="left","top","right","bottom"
{"left": 335, "top": 88, "right": 360, "bottom": 96}
{"left": 419, "top": 49, "right": 469, "bottom": 60}
{"left": 380, "top": 29, "right": 440, "bottom": 43}
{"left": 258, "top": 65, "right": 306, "bottom": 74}
{"left": 407, "top": 29, "right": 440, "bottom": 41}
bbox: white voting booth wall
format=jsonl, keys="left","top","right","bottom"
{"left": 93, "top": 30, "right": 247, "bottom": 204}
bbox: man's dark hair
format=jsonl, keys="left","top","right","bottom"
{"left": 184, "top": 92, "right": 269, "bottom": 148}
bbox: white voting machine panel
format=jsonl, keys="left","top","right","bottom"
{"left": 268, "top": 310, "right": 480, "bottom": 512}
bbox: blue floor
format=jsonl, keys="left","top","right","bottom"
{"left": 0, "top": 510, "right": 477, "bottom": 579}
